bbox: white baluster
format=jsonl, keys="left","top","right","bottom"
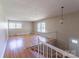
{"left": 40, "top": 43, "right": 41, "bottom": 55}
{"left": 43, "top": 43, "right": 44, "bottom": 57}
{"left": 51, "top": 49, "right": 52, "bottom": 58}
{"left": 56, "top": 52, "right": 58, "bottom": 58}
{"left": 47, "top": 46, "right": 48, "bottom": 58}
{"left": 38, "top": 37, "right": 40, "bottom": 58}
{"left": 63, "top": 55, "right": 65, "bottom": 58}
{"left": 63, "top": 53, "right": 65, "bottom": 58}
{"left": 63, "top": 51, "right": 65, "bottom": 58}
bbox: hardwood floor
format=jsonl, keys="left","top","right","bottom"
{"left": 4, "top": 48, "right": 36, "bottom": 58}
{"left": 4, "top": 34, "right": 58, "bottom": 58}
{"left": 4, "top": 35, "right": 38, "bottom": 58}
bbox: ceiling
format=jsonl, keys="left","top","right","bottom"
{"left": 2, "top": 0, "right": 79, "bottom": 21}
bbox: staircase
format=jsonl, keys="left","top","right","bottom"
{"left": 30, "top": 43, "right": 78, "bottom": 58}
{"left": 29, "top": 35, "right": 78, "bottom": 58}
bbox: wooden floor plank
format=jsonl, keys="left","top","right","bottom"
{"left": 4, "top": 35, "right": 37, "bottom": 58}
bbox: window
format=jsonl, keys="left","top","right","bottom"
{"left": 37, "top": 22, "right": 46, "bottom": 32}
{"left": 0, "top": 22, "right": 8, "bottom": 29}
{"left": 42, "top": 23, "right": 45, "bottom": 32}
{"left": 9, "top": 22, "right": 22, "bottom": 29}
{"left": 16, "top": 23, "right": 22, "bottom": 29}
{"left": 72, "top": 39, "right": 78, "bottom": 44}
{"left": 37, "top": 23, "right": 41, "bottom": 32}
{"left": 9, "top": 23, "right": 15, "bottom": 29}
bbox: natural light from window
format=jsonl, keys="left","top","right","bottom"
{"left": 9, "top": 38, "right": 23, "bottom": 50}
{"left": 72, "top": 39, "right": 78, "bottom": 44}
{"left": 9, "top": 22, "right": 22, "bottom": 29}
{"left": 9, "top": 23, "right": 15, "bottom": 29}
{"left": 37, "top": 22, "right": 46, "bottom": 33}
{"left": 0, "top": 22, "right": 8, "bottom": 29}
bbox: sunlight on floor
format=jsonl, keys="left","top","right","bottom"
{"left": 9, "top": 38, "right": 24, "bottom": 50}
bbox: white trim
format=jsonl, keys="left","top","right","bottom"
{"left": 1, "top": 40, "right": 8, "bottom": 58}
{"left": 44, "top": 42, "right": 78, "bottom": 58}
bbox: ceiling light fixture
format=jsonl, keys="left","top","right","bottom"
{"left": 60, "top": 6, "right": 64, "bottom": 24}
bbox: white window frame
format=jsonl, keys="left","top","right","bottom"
{"left": 37, "top": 22, "right": 46, "bottom": 33}
{"left": 16, "top": 23, "right": 22, "bottom": 29}
{"left": 9, "top": 22, "right": 22, "bottom": 29}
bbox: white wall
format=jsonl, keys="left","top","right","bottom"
{"left": 0, "top": 29, "right": 7, "bottom": 57}
{"left": 0, "top": 0, "right": 8, "bottom": 57}
{"left": 34, "top": 11, "right": 79, "bottom": 53}
{"left": 8, "top": 21, "right": 32, "bottom": 36}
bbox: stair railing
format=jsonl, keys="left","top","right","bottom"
{"left": 37, "top": 35, "right": 78, "bottom": 58}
